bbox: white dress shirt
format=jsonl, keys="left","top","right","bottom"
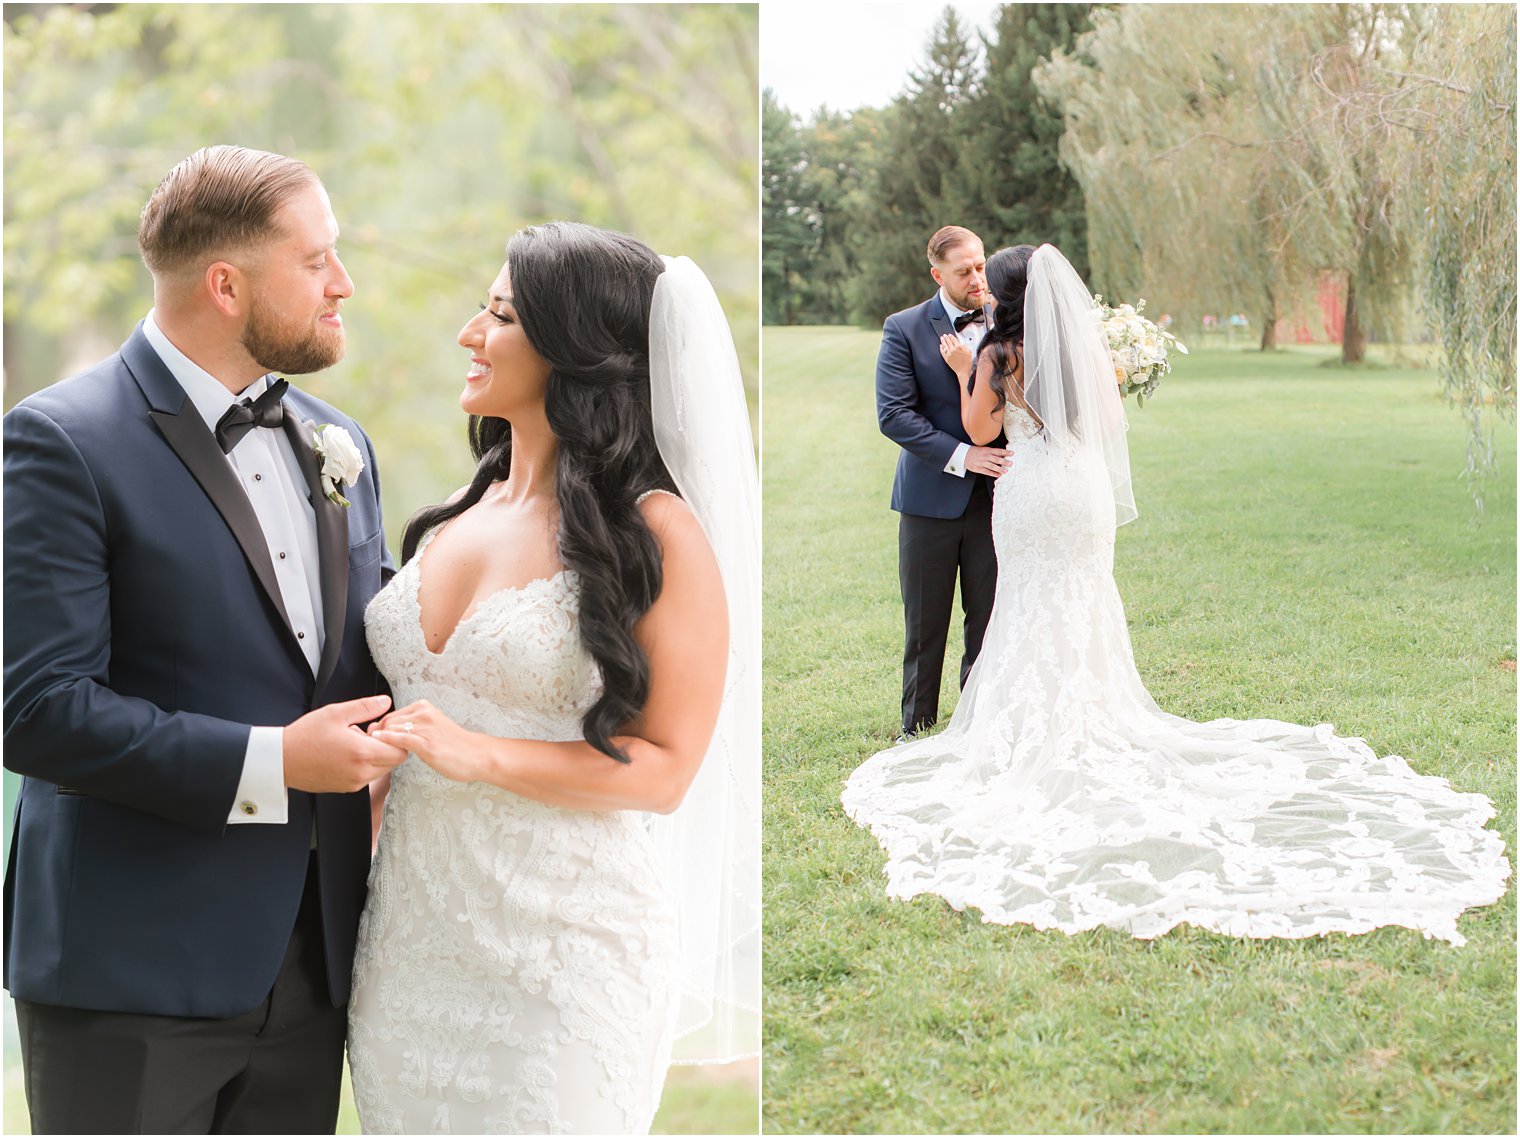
{"left": 938, "top": 288, "right": 988, "bottom": 478}
{"left": 143, "top": 311, "right": 325, "bottom": 825}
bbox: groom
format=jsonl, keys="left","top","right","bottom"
{"left": 3, "top": 146, "right": 405, "bottom": 1133}
{"left": 876, "top": 225, "right": 1010, "bottom": 737}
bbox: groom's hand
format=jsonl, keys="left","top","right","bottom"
{"left": 965, "top": 445, "right": 1012, "bottom": 477}
{"left": 283, "top": 695, "right": 408, "bottom": 793}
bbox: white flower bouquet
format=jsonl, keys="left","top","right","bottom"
{"left": 1092, "top": 295, "right": 1187, "bottom": 406}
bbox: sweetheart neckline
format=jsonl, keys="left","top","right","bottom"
{"left": 411, "top": 567, "right": 574, "bottom": 658}
{"left": 410, "top": 523, "right": 573, "bottom": 658}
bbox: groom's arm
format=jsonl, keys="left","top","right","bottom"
{"left": 2, "top": 405, "right": 250, "bottom": 835}
{"left": 875, "top": 313, "right": 960, "bottom": 470}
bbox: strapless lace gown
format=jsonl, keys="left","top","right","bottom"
{"left": 348, "top": 527, "right": 680, "bottom": 1134}
{"left": 844, "top": 407, "right": 1509, "bottom": 944}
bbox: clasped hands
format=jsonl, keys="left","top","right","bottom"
{"left": 281, "top": 694, "right": 479, "bottom": 793}
{"left": 368, "top": 700, "right": 482, "bottom": 784}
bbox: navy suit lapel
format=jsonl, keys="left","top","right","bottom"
{"left": 923, "top": 298, "right": 957, "bottom": 383}
{"left": 280, "top": 410, "right": 348, "bottom": 698}
{"left": 926, "top": 297, "right": 952, "bottom": 337}
{"left": 124, "top": 327, "right": 356, "bottom": 681}
{"left": 147, "top": 409, "right": 293, "bottom": 636}
{"left": 124, "top": 327, "right": 298, "bottom": 641}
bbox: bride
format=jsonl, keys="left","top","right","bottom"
{"left": 843, "top": 243, "right": 1509, "bottom": 945}
{"left": 347, "top": 222, "right": 759, "bottom": 1133}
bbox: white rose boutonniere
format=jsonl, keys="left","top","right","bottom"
{"left": 312, "top": 424, "right": 364, "bottom": 508}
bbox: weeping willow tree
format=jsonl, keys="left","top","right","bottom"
{"left": 1033, "top": 6, "right": 1293, "bottom": 338}
{"left": 1035, "top": 4, "right": 1423, "bottom": 360}
{"left": 1403, "top": 4, "right": 1516, "bottom": 500}
{"left": 1256, "top": 4, "right": 1428, "bottom": 364}
{"left": 1036, "top": 4, "right": 1514, "bottom": 497}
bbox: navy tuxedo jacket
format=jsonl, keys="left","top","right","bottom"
{"left": 2, "top": 324, "right": 393, "bottom": 1018}
{"left": 876, "top": 295, "right": 1002, "bottom": 520}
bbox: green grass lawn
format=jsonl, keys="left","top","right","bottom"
{"left": 761, "top": 327, "right": 1516, "bottom": 1134}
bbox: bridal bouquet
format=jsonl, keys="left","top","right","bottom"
{"left": 1092, "top": 295, "right": 1187, "bottom": 406}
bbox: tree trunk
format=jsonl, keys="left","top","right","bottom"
{"left": 1342, "top": 275, "right": 1366, "bottom": 363}
{"left": 1259, "top": 287, "right": 1278, "bottom": 350}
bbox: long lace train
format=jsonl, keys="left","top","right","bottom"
{"left": 843, "top": 417, "right": 1509, "bottom": 945}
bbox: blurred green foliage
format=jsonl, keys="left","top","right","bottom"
{"left": 4, "top": 2, "right": 759, "bottom": 550}
{"left": 762, "top": 5, "right": 1091, "bottom": 328}
{"left": 2, "top": 8, "right": 759, "bottom": 1130}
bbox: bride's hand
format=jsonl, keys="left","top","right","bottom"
{"left": 938, "top": 334, "right": 973, "bottom": 382}
{"left": 368, "top": 700, "right": 485, "bottom": 784}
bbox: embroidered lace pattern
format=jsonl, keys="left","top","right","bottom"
{"left": 349, "top": 526, "right": 680, "bottom": 1134}
{"left": 843, "top": 421, "right": 1509, "bottom": 944}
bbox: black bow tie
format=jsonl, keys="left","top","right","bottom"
{"left": 954, "top": 309, "right": 986, "bottom": 332}
{"left": 215, "top": 378, "right": 288, "bottom": 454}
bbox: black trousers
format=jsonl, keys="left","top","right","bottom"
{"left": 16, "top": 855, "right": 346, "bottom": 1135}
{"left": 898, "top": 474, "right": 998, "bottom": 735}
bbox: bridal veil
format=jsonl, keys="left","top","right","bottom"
{"left": 1023, "top": 242, "right": 1137, "bottom": 527}
{"left": 646, "top": 256, "right": 761, "bottom": 1063}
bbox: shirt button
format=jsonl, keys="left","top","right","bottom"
{"left": 278, "top": 552, "right": 287, "bottom": 560}
{"left": 253, "top": 473, "right": 262, "bottom": 481}
{"left": 298, "top": 631, "right": 306, "bottom": 640}
{"left": 240, "top": 801, "right": 258, "bottom": 816}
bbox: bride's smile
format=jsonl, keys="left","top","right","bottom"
{"left": 349, "top": 222, "right": 756, "bottom": 1133}
{"left": 455, "top": 263, "right": 551, "bottom": 420}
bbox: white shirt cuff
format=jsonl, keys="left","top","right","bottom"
{"left": 227, "top": 726, "right": 289, "bottom": 824}
{"left": 944, "top": 442, "right": 970, "bottom": 477}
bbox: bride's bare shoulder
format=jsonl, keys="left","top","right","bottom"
{"left": 637, "top": 488, "right": 699, "bottom": 535}
{"left": 637, "top": 490, "right": 719, "bottom": 575}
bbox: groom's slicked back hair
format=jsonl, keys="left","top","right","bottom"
{"left": 927, "top": 225, "right": 982, "bottom": 265}
{"left": 138, "top": 145, "right": 319, "bottom": 277}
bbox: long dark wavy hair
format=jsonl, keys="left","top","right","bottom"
{"left": 401, "top": 221, "right": 677, "bottom": 762}
{"left": 971, "top": 244, "right": 1037, "bottom": 411}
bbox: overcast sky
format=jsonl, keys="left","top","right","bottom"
{"left": 762, "top": 1, "right": 1005, "bottom": 117}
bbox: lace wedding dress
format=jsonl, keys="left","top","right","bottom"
{"left": 349, "top": 525, "right": 680, "bottom": 1134}
{"left": 843, "top": 405, "right": 1510, "bottom": 944}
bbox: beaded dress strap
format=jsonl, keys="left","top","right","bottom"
{"left": 636, "top": 488, "right": 678, "bottom": 505}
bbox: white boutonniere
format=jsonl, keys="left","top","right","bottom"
{"left": 312, "top": 424, "right": 364, "bottom": 508}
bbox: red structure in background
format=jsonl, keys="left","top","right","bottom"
{"left": 1317, "top": 271, "right": 1345, "bottom": 343}
{"left": 1267, "top": 272, "right": 1347, "bottom": 345}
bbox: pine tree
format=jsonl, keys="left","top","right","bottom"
{"left": 795, "top": 107, "right": 870, "bottom": 323}
{"left": 762, "top": 89, "right": 813, "bottom": 324}
{"left": 848, "top": 7, "right": 982, "bottom": 324}
{"left": 967, "top": 4, "right": 1091, "bottom": 276}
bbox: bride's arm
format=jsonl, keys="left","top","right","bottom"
{"left": 368, "top": 493, "right": 727, "bottom": 814}
{"left": 961, "top": 352, "right": 1005, "bottom": 445}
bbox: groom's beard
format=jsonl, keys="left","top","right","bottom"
{"left": 946, "top": 286, "right": 985, "bottom": 312}
{"left": 242, "top": 295, "right": 345, "bottom": 376}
